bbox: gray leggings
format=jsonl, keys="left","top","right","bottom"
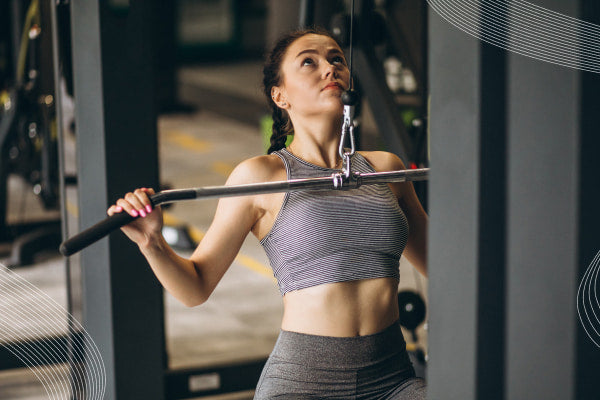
{"left": 254, "top": 321, "right": 426, "bottom": 399}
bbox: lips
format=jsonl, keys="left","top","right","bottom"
{"left": 322, "top": 82, "right": 343, "bottom": 91}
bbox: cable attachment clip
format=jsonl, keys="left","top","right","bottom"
{"left": 333, "top": 90, "right": 361, "bottom": 190}
{"left": 339, "top": 89, "right": 359, "bottom": 180}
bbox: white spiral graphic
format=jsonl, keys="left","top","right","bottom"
{"left": 577, "top": 251, "right": 600, "bottom": 348}
{"left": 427, "top": 0, "right": 600, "bottom": 74}
{"left": 0, "top": 263, "right": 106, "bottom": 399}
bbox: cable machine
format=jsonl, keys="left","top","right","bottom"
{"left": 58, "top": 1, "right": 430, "bottom": 397}
{"left": 0, "top": 0, "right": 69, "bottom": 267}
{"left": 0, "top": 0, "right": 431, "bottom": 398}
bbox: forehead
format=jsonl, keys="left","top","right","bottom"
{"left": 285, "top": 34, "right": 343, "bottom": 59}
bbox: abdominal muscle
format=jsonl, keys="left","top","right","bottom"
{"left": 280, "top": 277, "right": 400, "bottom": 337}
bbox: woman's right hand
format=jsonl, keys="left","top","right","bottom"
{"left": 107, "top": 187, "right": 163, "bottom": 246}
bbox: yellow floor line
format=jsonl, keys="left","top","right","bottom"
{"left": 164, "top": 211, "right": 274, "bottom": 281}
{"left": 162, "top": 212, "right": 190, "bottom": 230}
{"left": 164, "top": 130, "right": 212, "bottom": 153}
{"left": 234, "top": 254, "right": 275, "bottom": 281}
{"left": 66, "top": 199, "right": 79, "bottom": 217}
{"left": 211, "top": 161, "right": 235, "bottom": 177}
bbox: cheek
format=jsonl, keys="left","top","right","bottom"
{"left": 286, "top": 76, "right": 318, "bottom": 98}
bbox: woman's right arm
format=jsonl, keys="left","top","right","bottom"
{"left": 108, "top": 157, "right": 271, "bottom": 307}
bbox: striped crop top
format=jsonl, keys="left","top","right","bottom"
{"left": 260, "top": 148, "right": 409, "bottom": 295}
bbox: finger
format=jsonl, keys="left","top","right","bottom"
{"left": 117, "top": 196, "right": 140, "bottom": 218}
{"left": 141, "top": 187, "right": 156, "bottom": 202}
{"left": 107, "top": 205, "right": 123, "bottom": 216}
{"left": 132, "top": 188, "right": 152, "bottom": 216}
{"left": 139, "top": 188, "right": 156, "bottom": 214}
{"left": 141, "top": 187, "right": 155, "bottom": 195}
{"left": 125, "top": 191, "right": 146, "bottom": 214}
{"left": 142, "top": 187, "right": 156, "bottom": 213}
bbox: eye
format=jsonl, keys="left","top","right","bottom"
{"left": 301, "top": 57, "right": 315, "bottom": 67}
{"left": 332, "top": 55, "right": 346, "bottom": 65}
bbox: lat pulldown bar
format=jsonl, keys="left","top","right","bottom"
{"left": 59, "top": 167, "right": 429, "bottom": 256}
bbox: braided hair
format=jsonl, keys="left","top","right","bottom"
{"left": 263, "top": 27, "right": 338, "bottom": 154}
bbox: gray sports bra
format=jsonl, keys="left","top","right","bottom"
{"left": 260, "top": 148, "right": 409, "bottom": 295}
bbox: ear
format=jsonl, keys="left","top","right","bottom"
{"left": 271, "top": 86, "right": 289, "bottom": 109}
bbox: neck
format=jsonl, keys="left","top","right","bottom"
{"left": 287, "top": 115, "right": 344, "bottom": 169}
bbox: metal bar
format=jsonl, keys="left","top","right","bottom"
{"left": 70, "top": 1, "right": 166, "bottom": 399}
{"left": 48, "top": 1, "right": 81, "bottom": 397}
{"left": 155, "top": 168, "right": 429, "bottom": 204}
{"left": 427, "top": 5, "right": 482, "bottom": 398}
{"left": 60, "top": 168, "right": 429, "bottom": 256}
{"left": 505, "top": 0, "right": 580, "bottom": 397}
{"left": 359, "top": 168, "right": 429, "bottom": 184}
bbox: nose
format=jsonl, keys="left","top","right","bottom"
{"left": 322, "top": 62, "right": 337, "bottom": 79}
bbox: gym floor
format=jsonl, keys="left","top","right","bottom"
{"left": 0, "top": 61, "right": 428, "bottom": 399}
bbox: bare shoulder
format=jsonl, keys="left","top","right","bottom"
{"left": 225, "top": 153, "right": 286, "bottom": 186}
{"left": 358, "top": 151, "right": 406, "bottom": 172}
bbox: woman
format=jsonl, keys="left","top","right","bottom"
{"left": 108, "top": 28, "right": 428, "bottom": 399}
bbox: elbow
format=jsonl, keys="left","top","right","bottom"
{"left": 182, "top": 300, "right": 202, "bottom": 308}
{"left": 181, "top": 260, "right": 215, "bottom": 307}
{"left": 182, "top": 294, "right": 208, "bottom": 308}
{"left": 179, "top": 261, "right": 211, "bottom": 308}
{"left": 181, "top": 286, "right": 212, "bottom": 308}
{"left": 182, "top": 287, "right": 211, "bottom": 307}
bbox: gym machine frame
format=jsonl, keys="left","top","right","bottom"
{"left": 54, "top": 1, "right": 431, "bottom": 399}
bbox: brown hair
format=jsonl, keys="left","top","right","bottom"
{"left": 263, "top": 27, "right": 339, "bottom": 154}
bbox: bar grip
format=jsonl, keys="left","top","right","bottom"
{"left": 59, "top": 211, "right": 136, "bottom": 256}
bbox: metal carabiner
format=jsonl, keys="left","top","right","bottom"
{"left": 339, "top": 105, "right": 356, "bottom": 157}
{"left": 340, "top": 89, "right": 359, "bottom": 177}
{"left": 340, "top": 116, "right": 356, "bottom": 179}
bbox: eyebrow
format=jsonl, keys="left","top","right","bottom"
{"left": 295, "top": 48, "right": 345, "bottom": 58}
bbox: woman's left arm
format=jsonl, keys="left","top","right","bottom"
{"left": 361, "top": 151, "right": 429, "bottom": 277}
{"left": 397, "top": 173, "right": 428, "bottom": 277}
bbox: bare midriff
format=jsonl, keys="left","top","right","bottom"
{"left": 281, "top": 276, "right": 400, "bottom": 337}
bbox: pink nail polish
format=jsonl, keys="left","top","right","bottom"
{"left": 116, "top": 206, "right": 122, "bottom": 212}
{"left": 139, "top": 209, "right": 146, "bottom": 218}
{"left": 145, "top": 205, "right": 152, "bottom": 213}
{"left": 131, "top": 209, "right": 138, "bottom": 217}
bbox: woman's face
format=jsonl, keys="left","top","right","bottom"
{"left": 273, "top": 34, "right": 350, "bottom": 119}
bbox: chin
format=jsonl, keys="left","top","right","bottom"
{"left": 326, "top": 96, "right": 344, "bottom": 107}
{"left": 320, "top": 103, "right": 344, "bottom": 115}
